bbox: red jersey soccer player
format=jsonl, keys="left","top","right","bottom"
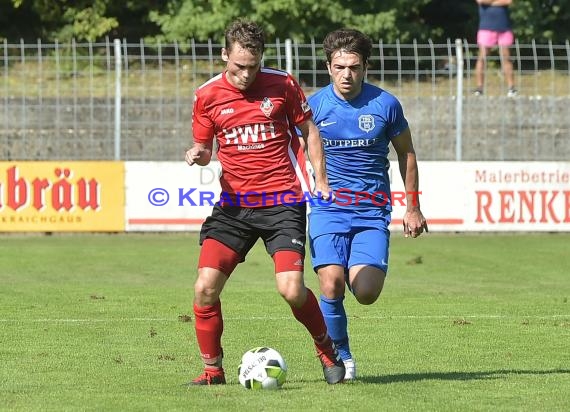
{"left": 185, "top": 19, "right": 345, "bottom": 385}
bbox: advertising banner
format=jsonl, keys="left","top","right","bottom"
{"left": 126, "top": 161, "right": 221, "bottom": 232}
{"left": 125, "top": 161, "right": 570, "bottom": 232}
{"left": 465, "top": 162, "right": 570, "bottom": 231}
{"left": 0, "top": 162, "right": 125, "bottom": 232}
{"left": 5, "top": 161, "right": 566, "bottom": 233}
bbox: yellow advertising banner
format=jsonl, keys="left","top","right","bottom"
{"left": 0, "top": 162, "right": 125, "bottom": 232}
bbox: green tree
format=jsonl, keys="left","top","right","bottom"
{"left": 58, "top": 1, "right": 119, "bottom": 42}
{"left": 2, "top": 0, "right": 570, "bottom": 44}
{"left": 3, "top": 0, "right": 162, "bottom": 42}
{"left": 148, "top": 0, "right": 437, "bottom": 44}
{"left": 510, "top": 0, "right": 568, "bottom": 41}
{"left": 6, "top": 0, "right": 116, "bottom": 41}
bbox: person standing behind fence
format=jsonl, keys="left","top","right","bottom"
{"left": 184, "top": 18, "right": 345, "bottom": 386}
{"left": 474, "top": 0, "right": 517, "bottom": 97}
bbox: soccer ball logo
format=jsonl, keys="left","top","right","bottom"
{"left": 238, "top": 347, "right": 287, "bottom": 390}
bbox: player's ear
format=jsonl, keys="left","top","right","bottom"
{"left": 326, "top": 61, "right": 332, "bottom": 76}
{"left": 221, "top": 48, "right": 229, "bottom": 62}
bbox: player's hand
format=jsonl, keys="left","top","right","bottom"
{"left": 314, "top": 183, "right": 334, "bottom": 202}
{"left": 403, "top": 210, "right": 428, "bottom": 238}
{"left": 185, "top": 147, "right": 204, "bottom": 166}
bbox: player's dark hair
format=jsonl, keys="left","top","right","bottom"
{"left": 225, "top": 19, "right": 265, "bottom": 56}
{"left": 323, "top": 28, "right": 372, "bottom": 66}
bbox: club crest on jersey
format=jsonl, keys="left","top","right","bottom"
{"left": 358, "top": 114, "right": 375, "bottom": 132}
{"left": 260, "top": 97, "right": 274, "bottom": 118}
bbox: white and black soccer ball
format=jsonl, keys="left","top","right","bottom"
{"left": 238, "top": 347, "right": 287, "bottom": 390}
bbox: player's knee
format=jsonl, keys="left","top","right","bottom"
{"left": 275, "top": 271, "right": 306, "bottom": 306}
{"left": 194, "top": 277, "right": 221, "bottom": 304}
{"left": 354, "top": 288, "right": 382, "bottom": 305}
{"left": 279, "top": 284, "right": 306, "bottom": 307}
{"left": 318, "top": 272, "right": 345, "bottom": 299}
{"left": 352, "top": 279, "right": 383, "bottom": 304}
{"left": 350, "top": 266, "right": 385, "bottom": 304}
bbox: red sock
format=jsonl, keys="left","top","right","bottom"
{"left": 290, "top": 288, "right": 327, "bottom": 341}
{"left": 194, "top": 301, "right": 223, "bottom": 363}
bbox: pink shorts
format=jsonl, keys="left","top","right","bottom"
{"left": 477, "top": 30, "right": 514, "bottom": 47}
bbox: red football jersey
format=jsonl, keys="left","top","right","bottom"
{"left": 192, "top": 67, "right": 313, "bottom": 207}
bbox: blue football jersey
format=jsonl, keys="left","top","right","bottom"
{"left": 308, "top": 82, "right": 408, "bottom": 234}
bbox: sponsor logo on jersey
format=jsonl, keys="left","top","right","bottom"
{"left": 237, "top": 143, "right": 265, "bottom": 151}
{"left": 223, "top": 122, "right": 276, "bottom": 146}
{"left": 260, "top": 97, "right": 274, "bottom": 117}
{"left": 358, "top": 114, "right": 375, "bottom": 132}
{"left": 321, "top": 137, "right": 379, "bottom": 147}
{"left": 220, "top": 107, "right": 234, "bottom": 115}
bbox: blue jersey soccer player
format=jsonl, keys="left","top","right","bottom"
{"left": 308, "top": 28, "right": 428, "bottom": 380}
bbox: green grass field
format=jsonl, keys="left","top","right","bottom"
{"left": 1, "top": 233, "right": 569, "bottom": 411}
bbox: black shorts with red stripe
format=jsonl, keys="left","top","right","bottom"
{"left": 199, "top": 203, "right": 306, "bottom": 260}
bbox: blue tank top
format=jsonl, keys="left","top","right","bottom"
{"left": 479, "top": 5, "right": 512, "bottom": 32}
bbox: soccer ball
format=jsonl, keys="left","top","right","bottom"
{"left": 238, "top": 347, "right": 287, "bottom": 390}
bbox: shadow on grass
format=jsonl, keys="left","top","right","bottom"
{"left": 360, "top": 369, "right": 570, "bottom": 384}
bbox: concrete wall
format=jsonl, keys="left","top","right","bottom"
{"left": 1, "top": 95, "right": 569, "bottom": 161}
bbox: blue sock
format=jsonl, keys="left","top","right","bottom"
{"left": 319, "top": 295, "right": 352, "bottom": 361}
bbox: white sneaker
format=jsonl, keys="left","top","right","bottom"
{"left": 343, "top": 358, "right": 356, "bottom": 380}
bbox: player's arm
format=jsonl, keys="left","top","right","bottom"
{"left": 187, "top": 91, "right": 213, "bottom": 166}
{"left": 185, "top": 141, "right": 213, "bottom": 166}
{"left": 297, "top": 118, "right": 331, "bottom": 199}
{"left": 391, "top": 127, "right": 428, "bottom": 238}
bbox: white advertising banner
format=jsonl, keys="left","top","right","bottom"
{"left": 388, "top": 161, "right": 467, "bottom": 232}
{"left": 125, "top": 161, "right": 570, "bottom": 232}
{"left": 463, "top": 162, "right": 569, "bottom": 231}
{"left": 126, "top": 161, "right": 222, "bottom": 231}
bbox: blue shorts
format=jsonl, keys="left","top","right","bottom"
{"left": 309, "top": 220, "right": 390, "bottom": 274}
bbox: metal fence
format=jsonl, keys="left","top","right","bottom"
{"left": 1, "top": 38, "right": 569, "bottom": 161}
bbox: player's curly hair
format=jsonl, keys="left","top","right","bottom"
{"left": 225, "top": 19, "right": 265, "bottom": 56}
{"left": 323, "top": 28, "right": 372, "bottom": 66}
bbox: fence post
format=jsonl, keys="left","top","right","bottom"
{"left": 285, "top": 39, "right": 293, "bottom": 75}
{"left": 113, "top": 38, "right": 122, "bottom": 160}
{"left": 455, "top": 38, "right": 463, "bottom": 161}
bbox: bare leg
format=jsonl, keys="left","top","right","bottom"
{"left": 475, "top": 46, "right": 488, "bottom": 90}
{"left": 499, "top": 46, "right": 515, "bottom": 89}
{"left": 348, "top": 265, "right": 386, "bottom": 305}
